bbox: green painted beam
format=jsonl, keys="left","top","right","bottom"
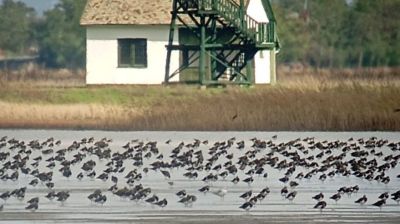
{"left": 164, "top": 0, "right": 178, "bottom": 84}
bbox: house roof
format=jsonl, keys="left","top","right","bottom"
{"left": 80, "top": 0, "right": 249, "bottom": 26}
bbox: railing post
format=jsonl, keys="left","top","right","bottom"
{"left": 239, "top": 0, "right": 245, "bottom": 31}
{"left": 199, "top": 16, "right": 206, "bottom": 85}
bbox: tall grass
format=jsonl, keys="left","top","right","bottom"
{"left": 0, "top": 66, "right": 399, "bottom": 131}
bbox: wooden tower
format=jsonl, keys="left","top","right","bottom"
{"left": 164, "top": 0, "right": 279, "bottom": 85}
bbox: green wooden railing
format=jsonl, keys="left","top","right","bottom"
{"left": 185, "top": 0, "right": 275, "bottom": 44}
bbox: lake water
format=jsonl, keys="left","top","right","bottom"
{"left": 0, "top": 130, "right": 399, "bottom": 224}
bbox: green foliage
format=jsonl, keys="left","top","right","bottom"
{"left": 0, "top": 0, "right": 35, "bottom": 54}
{"left": 272, "top": 0, "right": 400, "bottom": 68}
{"left": 35, "top": 0, "right": 87, "bottom": 68}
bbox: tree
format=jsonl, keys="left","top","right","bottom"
{"left": 36, "top": 0, "right": 87, "bottom": 68}
{"left": 272, "top": 0, "right": 400, "bottom": 68}
{"left": 308, "top": 0, "right": 349, "bottom": 68}
{"left": 0, "top": 0, "right": 35, "bottom": 54}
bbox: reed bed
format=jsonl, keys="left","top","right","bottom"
{"left": 0, "top": 102, "right": 143, "bottom": 130}
{"left": 0, "top": 67, "right": 399, "bottom": 131}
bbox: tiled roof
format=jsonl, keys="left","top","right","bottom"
{"left": 80, "top": 0, "right": 249, "bottom": 25}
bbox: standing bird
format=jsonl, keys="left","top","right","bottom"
{"left": 286, "top": 191, "right": 297, "bottom": 201}
{"left": 312, "top": 192, "right": 324, "bottom": 201}
{"left": 314, "top": 201, "right": 327, "bottom": 211}
{"left": 240, "top": 190, "right": 252, "bottom": 201}
{"left": 281, "top": 186, "right": 288, "bottom": 196}
{"left": 154, "top": 198, "right": 168, "bottom": 208}
{"left": 94, "top": 195, "right": 107, "bottom": 205}
{"left": 0, "top": 191, "right": 10, "bottom": 201}
{"left": 355, "top": 195, "right": 368, "bottom": 205}
{"left": 25, "top": 201, "right": 38, "bottom": 211}
{"left": 161, "top": 170, "right": 171, "bottom": 179}
{"left": 379, "top": 192, "right": 389, "bottom": 200}
{"left": 198, "top": 185, "right": 210, "bottom": 194}
{"left": 176, "top": 190, "right": 187, "bottom": 198}
{"left": 239, "top": 201, "right": 254, "bottom": 211}
{"left": 243, "top": 176, "right": 254, "bottom": 185}
{"left": 372, "top": 199, "right": 386, "bottom": 209}
{"left": 212, "top": 188, "right": 228, "bottom": 199}
{"left": 231, "top": 176, "right": 240, "bottom": 184}
{"left": 391, "top": 191, "right": 400, "bottom": 203}
{"left": 330, "top": 193, "right": 341, "bottom": 203}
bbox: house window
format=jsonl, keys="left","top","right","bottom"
{"left": 118, "top": 39, "right": 147, "bottom": 68}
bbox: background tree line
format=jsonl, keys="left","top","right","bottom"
{"left": 0, "top": 0, "right": 86, "bottom": 68}
{"left": 273, "top": 0, "right": 400, "bottom": 68}
{"left": 0, "top": 0, "right": 399, "bottom": 69}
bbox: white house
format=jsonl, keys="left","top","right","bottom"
{"left": 80, "top": 0, "right": 278, "bottom": 85}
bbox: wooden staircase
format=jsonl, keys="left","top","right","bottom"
{"left": 165, "top": 0, "right": 279, "bottom": 85}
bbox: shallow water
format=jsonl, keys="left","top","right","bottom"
{"left": 0, "top": 130, "right": 399, "bottom": 224}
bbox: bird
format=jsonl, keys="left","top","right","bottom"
{"left": 45, "top": 191, "right": 57, "bottom": 200}
{"left": 372, "top": 199, "right": 386, "bottom": 209}
{"left": 313, "top": 201, "right": 327, "bottom": 210}
{"left": 391, "top": 194, "right": 400, "bottom": 204}
{"left": 46, "top": 182, "right": 55, "bottom": 189}
{"left": 176, "top": 190, "right": 186, "bottom": 198}
{"left": 56, "top": 191, "right": 70, "bottom": 204}
{"left": 239, "top": 201, "right": 254, "bottom": 211}
{"left": 240, "top": 190, "right": 252, "bottom": 201}
{"left": 198, "top": 185, "right": 210, "bottom": 194}
{"left": 88, "top": 190, "right": 102, "bottom": 202}
{"left": 281, "top": 186, "right": 288, "bottom": 196}
{"left": 29, "top": 179, "right": 39, "bottom": 187}
{"left": 178, "top": 195, "right": 197, "bottom": 207}
{"left": 313, "top": 193, "right": 324, "bottom": 201}
{"left": 0, "top": 191, "right": 11, "bottom": 201}
{"left": 27, "top": 197, "right": 39, "bottom": 204}
{"left": 212, "top": 188, "right": 227, "bottom": 199}
{"left": 286, "top": 191, "right": 297, "bottom": 201}
{"left": 25, "top": 202, "right": 38, "bottom": 211}
{"left": 279, "top": 176, "right": 289, "bottom": 184}
{"left": 289, "top": 181, "right": 299, "bottom": 188}
{"left": 232, "top": 113, "right": 238, "bottom": 120}
{"left": 154, "top": 198, "right": 167, "bottom": 208}
{"left": 94, "top": 195, "right": 107, "bottom": 205}
{"left": 379, "top": 192, "right": 389, "bottom": 200}
{"left": 161, "top": 170, "right": 171, "bottom": 179}
{"left": 145, "top": 195, "right": 159, "bottom": 204}
{"left": 243, "top": 176, "right": 254, "bottom": 185}
{"left": 355, "top": 195, "right": 367, "bottom": 205}
{"left": 231, "top": 176, "right": 240, "bottom": 184}
{"left": 330, "top": 193, "right": 341, "bottom": 203}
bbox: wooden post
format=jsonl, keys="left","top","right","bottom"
{"left": 199, "top": 16, "right": 206, "bottom": 85}
{"left": 165, "top": 0, "right": 178, "bottom": 84}
{"left": 270, "top": 49, "right": 276, "bottom": 85}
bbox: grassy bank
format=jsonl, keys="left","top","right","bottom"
{"left": 0, "top": 67, "right": 399, "bottom": 131}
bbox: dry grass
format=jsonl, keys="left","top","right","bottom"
{"left": 0, "top": 102, "right": 143, "bottom": 130}
{"left": 0, "top": 64, "right": 85, "bottom": 87}
{"left": 0, "top": 66, "right": 399, "bottom": 131}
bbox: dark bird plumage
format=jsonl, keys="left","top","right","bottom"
{"left": 314, "top": 201, "right": 327, "bottom": 210}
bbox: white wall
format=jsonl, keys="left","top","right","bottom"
{"left": 247, "top": 0, "right": 273, "bottom": 84}
{"left": 247, "top": 0, "right": 269, "bottom": 23}
{"left": 86, "top": 25, "right": 179, "bottom": 85}
{"left": 254, "top": 50, "right": 271, "bottom": 84}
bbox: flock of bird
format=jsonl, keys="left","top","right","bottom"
{"left": 0, "top": 134, "right": 399, "bottom": 214}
